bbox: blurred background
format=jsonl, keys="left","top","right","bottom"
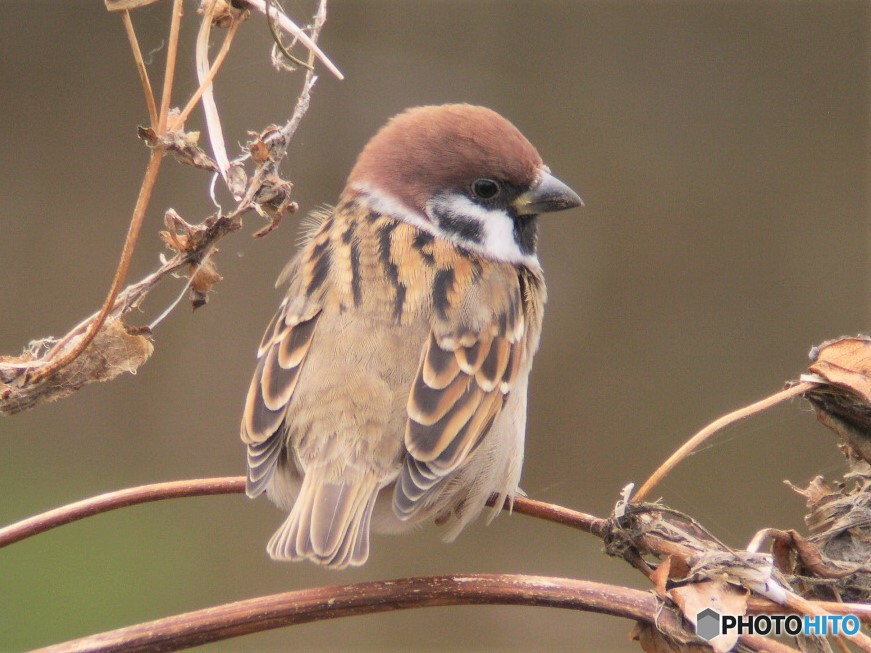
{"left": 0, "top": 1, "right": 868, "bottom": 650}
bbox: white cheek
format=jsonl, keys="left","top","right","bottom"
{"left": 482, "top": 210, "right": 526, "bottom": 262}
{"left": 428, "top": 194, "right": 539, "bottom": 267}
{"left": 351, "top": 184, "right": 540, "bottom": 268}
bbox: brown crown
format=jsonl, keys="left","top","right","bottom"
{"left": 347, "top": 104, "right": 544, "bottom": 215}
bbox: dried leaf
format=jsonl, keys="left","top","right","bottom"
{"left": 139, "top": 124, "right": 219, "bottom": 172}
{"left": 0, "top": 319, "right": 153, "bottom": 416}
{"left": 787, "top": 470, "right": 871, "bottom": 603}
{"left": 786, "top": 476, "right": 838, "bottom": 509}
{"left": 651, "top": 557, "right": 672, "bottom": 597}
{"left": 205, "top": 0, "right": 250, "bottom": 28}
{"left": 161, "top": 209, "right": 226, "bottom": 254}
{"left": 249, "top": 138, "right": 271, "bottom": 164}
{"left": 786, "top": 529, "right": 860, "bottom": 579}
{"left": 805, "top": 336, "right": 871, "bottom": 461}
{"left": 189, "top": 255, "right": 223, "bottom": 310}
{"left": 195, "top": 5, "right": 231, "bottom": 186}
{"left": 808, "top": 337, "right": 871, "bottom": 404}
{"left": 251, "top": 175, "right": 296, "bottom": 238}
{"left": 688, "top": 551, "right": 784, "bottom": 604}
{"left": 670, "top": 580, "right": 747, "bottom": 653}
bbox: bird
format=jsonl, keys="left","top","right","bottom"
{"left": 240, "top": 104, "right": 582, "bottom": 568}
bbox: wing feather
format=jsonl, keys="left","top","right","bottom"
{"left": 455, "top": 332, "right": 494, "bottom": 374}
{"left": 408, "top": 361, "right": 472, "bottom": 426}
{"left": 394, "top": 281, "right": 530, "bottom": 519}
{"left": 242, "top": 303, "right": 322, "bottom": 497}
{"left": 475, "top": 336, "right": 511, "bottom": 392}
{"left": 421, "top": 340, "right": 461, "bottom": 389}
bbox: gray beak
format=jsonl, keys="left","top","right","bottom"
{"left": 513, "top": 171, "right": 584, "bottom": 216}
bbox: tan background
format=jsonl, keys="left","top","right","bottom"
{"left": 0, "top": 1, "right": 868, "bottom": 650}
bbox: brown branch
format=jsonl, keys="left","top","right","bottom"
{"left": 31, "top": 575, "right": 684, "bottom": 653}
{"left": 28, "top": 146, "right": 164, "bottom": 385}
{"left": 0, "top": 477, "right": 245, "bottom": 549}
{"left": 172, "top": 7, "right": 243, "bottom": 130}
{"left": 8, "top": 477, "right": 867, "bottom": 651}
{"left": 157, "top": 0, "right": 184, "bottom": 134}
{"left": 633, "top": 382, "right": 816, "bottom": 501}
{"left": 14, "top": 0, "right": 186, "bottom": 386}
{"left": 121, "top": 10, "right": 158, "bottom": 128}
{"left": 491, "top": 494, "right": 606, "bottom": 536}
{"left": 0, "top": 0, "right": 327, "bottom": 416}
{"left": 0, "top": 478, "right": 604, "bottom": 551}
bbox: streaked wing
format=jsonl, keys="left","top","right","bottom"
{"left": 394, "top": 280, "right": 527, "bottom": 519}
{"left": 241, "top": 296, "right": 321, "bottom": 497}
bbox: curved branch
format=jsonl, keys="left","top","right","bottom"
{"left": 0, "top": 478, "right": 605, "bottom": 550}
{"left": 634, "top": 382, "right": 815, "bottom": 501}
{"left": 0, "top": 477, "right": 245, "bottom": 549}
{"left": 33, "top": 575, "right": 675, "bottom": 653}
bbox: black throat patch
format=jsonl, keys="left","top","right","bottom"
{"left": 511, "top": 212, "right": 539, "bottom": 256}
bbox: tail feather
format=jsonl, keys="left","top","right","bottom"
{"left": 267, "top": 472, "right": 380, "bottom": 569}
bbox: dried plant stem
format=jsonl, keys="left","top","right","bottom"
{"left": 633, "top": 382, "right": 816, "bottom": 502}
{"left": 833, "top": 638, "right": 852, "bottom": 653}
{"left": 491, "top": 495, "right": 606, "bottom": 536}
{"left": 5, "top": 477, "right": 865, "bottom": 651}
{"left": 121, "top": 10, "right": 158, "bottom": 128}
{"left": 0, "top": 477, "right": 245, "bottom": 549}
{"left": 29, "top": 0, "right": 185, "bottom": 385}
{"left": 31, "top": 148, "right": 165, "bottom": 383}
{"left": 782, "top": 592, "right": 871, "bottom": 652}
{"left": 244, "top": 0, "right": 343, "bottom": 79}
{"left": 194, "top": 0, "right": 233, "bottom": 183}
{"left": 173, "top": 10, "right": 242, "bottom": 129}
{"left": 0, "top": 478, "right": 603, "bottom": 550}
{"left": 31, "top": 575, "right": 683, "bottom": 653}
{"left": 157, "top": 0, "right": 184, "bottom": 133}
{"left": 748, "top": 596, "right": 871, "bottom": 620}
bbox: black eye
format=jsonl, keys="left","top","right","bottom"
{"left": 471, "top": 178, "right": 500, "bottom": 200}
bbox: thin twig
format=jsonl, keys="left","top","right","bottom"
{"left": 781, "top": 591, "right": 871, "bottom": 652}
{"left": 748, "top": 596, "right": 871, "bottom": 621}
{"left": 0, "top": 478, "right": 601, "bottom": 550}
{"left": 6, "top": 476, "right": 868, "bottom": 619}
{"left": 244, "top": 0, "right": 343, "bottom": 79}
{"left": 30, "top": 148, "right": 166, "bottom": 383}
{"left": 28, "top": 0, "right": 185, "bottom": 385}
{"left": 121, "top": 10, "right": 158, "bottom": 128}
{"left": 0, "top": 477, "right": 245, "bottom": 549}
{"left": 266, "top": 0, "right": 313, "bottom": 70}
{"left": 633, "top": 382, "right": 817, "bottom": 502}
{"left": 30, "top": 575, "right": 685, "bottom": 653}
{"left": 173, "top": 10, "right": 243, "bottom": 129}
{"left": 490, "top": 494, "right": 606, "bottom": 536}
{"left": 1, "top": 0, "right": 329, "bottom": 413}
{"left": 194, "top": 0, "right": 231, "bottom": 183}
{"left": 4, "top": 477, "right": 862, "bottom": 651}
{"left": 157, "top": 0, "right": 184, "bottom": 134}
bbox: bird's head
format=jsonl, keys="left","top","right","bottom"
{"left": 346, "top": 104, "right": 582, "bottom": 266}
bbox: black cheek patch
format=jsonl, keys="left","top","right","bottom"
{"left": 431, "top": 203, "right": 484, "bottom": 244}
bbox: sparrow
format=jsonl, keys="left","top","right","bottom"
{"left": 241, "top": 104, "right": 582, "bottom": 568}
